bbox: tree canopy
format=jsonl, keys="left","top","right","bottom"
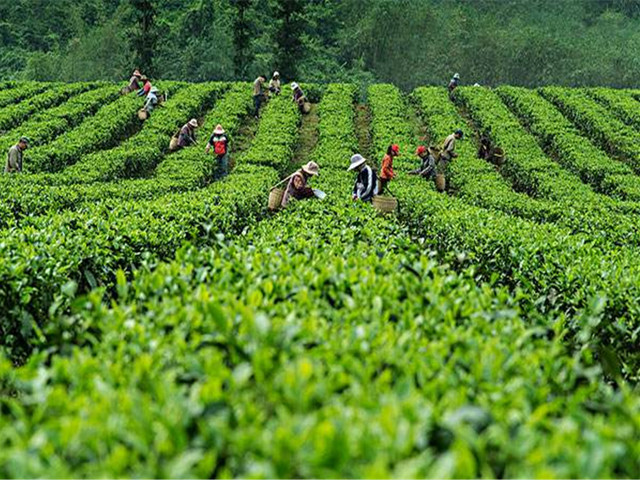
{"left": 1, "top": 0, "right": 638, "bottom": 89}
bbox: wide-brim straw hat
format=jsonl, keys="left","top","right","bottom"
{"left": 213, "top": 124, "right": 225, "bottom": 134}
{"left": 189, "top": 118, "right": 198, "bottom": 127}
{"left": 291, "top": 82, "right": 299, "bottom": 90}
{"left": 348, "top": 154, "right": 367, "bottom": 171}
{"left": 302, "top": 161, "right": 319, "bottom": 176}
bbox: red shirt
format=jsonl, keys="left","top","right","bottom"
{"left": 380, "top": 154, "right": 395, "bottom": 180}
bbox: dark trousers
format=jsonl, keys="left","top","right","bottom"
{"left": 253, "top": 95, "right": 262, "bottom": 117}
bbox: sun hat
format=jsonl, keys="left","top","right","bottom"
{"left": 149, "top": 86, "right": 159, "bottom": 94}
{"left": 291, "top": 82, "right": 299, "bottom": 90}
{"left": 189, "top": 118, "right": 198, "bottom": 128}
{"left": 213, "top": 124, "right": 225, "bottom": 134}
{"left": 302, "top": 161, "right": 319, "bottom": 176}
{"left": 416, "top": 145, "right": 427, "bottom": 155}
{"left": 273, "top": 71, "right": 280, "bottom": 77}
{"left": 453, "top": 73, "right": 460, "bottom": 79}
{"left": 348, "top": 154, "right": 367, "bottom": 171}
{"left": 391, "top": 144, "right": 400, "bottom": 155}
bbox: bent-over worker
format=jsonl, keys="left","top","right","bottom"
{"left": 5, "top": 136, "right": 29, "bottom": 174}
{"left": 205, "top": 124, "right": 230, "bottom": 178}
{"left": 348, "top": 154, "right": 378, "bottom": 202}
{"left": 137, "top": 77, "right": 152, "bottom": 97}
{"left": 440, "top": 129, "right": 463, "bottom": 171}
{"left": 379, "top": 144, "right": 399, "bottom": 194}
{"left": 291, "top": 82, "right": 307, "bottom": 111}
{"left": 253, "top": 75, "right": 267, "bottom": 118}
{"left": 478, "top": 136, "right": 491, "bottom": 160}
{"left": 126, "top": 69, "right": 142, "bottom": 93}
{"left": 281, "top": 161, "right": 320, "bottom": 207}
{"left": 269, "top": 71, "right": 281, "bottom": 95}
{"left": 410, "top": 145, "right": 436, "bottom": 179}
{"left": 144, "top": 86, "right": 159, "bottom": 114}
{"left": 178, "top": 118, "right": 199, "bottom": 148}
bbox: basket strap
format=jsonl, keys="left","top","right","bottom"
{"left": 270, "top": 173, "right": 295, "bottom": 190}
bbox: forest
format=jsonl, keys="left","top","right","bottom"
{"left": 1, "top": 0, "right": 640, "bottom": 90}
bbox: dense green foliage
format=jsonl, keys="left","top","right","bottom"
{"left": 2, "top": 1, "right": 640, "bottom": 89}
{"left": 1, "top": 79, "right": 640, "bottom": 478}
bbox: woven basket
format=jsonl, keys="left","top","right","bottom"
{"left": 302, "top": 102, "right": 311, "bottom": 114}
{"left": 169, "top": 135, "right": 180, "bottom": 151}
{"left": 372, "top": 195, "right": 398, "bottom": 213}
{"left": 138, "top": 109, "right": 148, "bottom": 121}
{"left": 269, "top": 188, "right": 284, "bottom": 210}
{"left": 435, "top": 174, "right": 446, "bottom": 192}
{"left": 120, "top": 86, "right": 132, "bottom": 96}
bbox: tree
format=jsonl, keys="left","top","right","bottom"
{"left": 129, "top": 0, "right": 157, "bottom": 75}
{"left": 272, "top": 0, "right": 305, "bottom": 79}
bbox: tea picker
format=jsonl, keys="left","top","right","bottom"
{"left": 205, "top": 124, "right": 231, "bottom": 179}
{"left": 379, "top": 144, "right": 399, "bottom": 194}
{"left": 436, "top": 129, "right": 463, "bottom": 192}
{"left": 291, "top": 82, "right": 311, "bottom": 114}
{"left": 348, "top": 154, "right": 378, "bottom": 202}
{"left": 269, "top": 161, "right": 322, "bottom": 210}
{"left": 4, "top": 136, "right": 29, "bottom": 174}
{"left": 448, "top": 73, "right": 460, "bottom": 96}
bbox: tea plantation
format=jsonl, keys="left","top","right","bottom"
{"left": 0, "top": 81, "right": 639, "bottom": 478}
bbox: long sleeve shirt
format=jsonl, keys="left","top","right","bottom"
{"left": 293, "top": 88, "right": 305, "bottom": 103}
{"left": 128, "top": 76, "right": 140, "bottom": 90}
{"left": 353, "top": 165, "right": 378, "bottom": 202}
{"left": 253, "top": 78, "right": 264, "bottom": 96}
{"left": 441, "top": 134, "right": 457, "bottom": 160}
{"left": 144, "top": 92, "right": 158, "bottom": 111}
{"left": 380, "top": 154, "right": 395, "bottom": 180}
{"left": 5, "top": 145, "right": 23, "bottom": 173}
{"left": 269, "top": 78, "right": 281, "bottom": 92}
{"left": 281, "top": 171, "right": 314, "bottom": 207}
{"left": 178, "top": 124, "right": 196, "bottom": 147}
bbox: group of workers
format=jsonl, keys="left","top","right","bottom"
{"left": 125, "top": 69, "right": 164, "bottom": 114}
{"left": 253, "top": 72, "right": 309, "bottom": 118}
{"left": 4, "top": 70, "right": 465, "bottom": 190}
{"left": 279, "top": 128, "right": 464, "bottom": 207}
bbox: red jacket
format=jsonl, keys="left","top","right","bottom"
{"left": 380, "top": 154, "right": 395, "bottom": 180}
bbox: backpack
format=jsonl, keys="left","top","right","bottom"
{"left": 213, "top": 135, "right": 227, "bottom": 155}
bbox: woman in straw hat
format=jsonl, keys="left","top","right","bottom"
{"left": 281, "top": 161, "right": 320, "bottom": 207}
{"left": 177, "top": 118, "right": 199, "bottom": 148}
{"left": 205, "top": 124, "right": 230, "bottom": 178}
{"left": 348, "top": 154, "right": 378, "bottom": 202}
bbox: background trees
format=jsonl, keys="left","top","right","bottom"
{"left": 1, "top": 0, "right": 639, "bottom": 89}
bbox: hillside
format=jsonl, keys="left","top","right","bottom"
{"left": 0, "top": 80, "right": 639, "bottom": 478}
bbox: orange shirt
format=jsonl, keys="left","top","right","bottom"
{"left": 380, "top": 154, "right": 395, "bottom": 180}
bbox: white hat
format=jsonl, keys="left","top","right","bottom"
{"left": 302, "top": 161, "right": 319, "bottom": 176}
{"left": 453, "top": 73, "right": 460, "bottom": 79}
{"left": 347, "top": 154, "right": 367, "bottom": 171}
{"left": 149, "top": 86, "right": 159, "bottom": 94}
{"left": 291, "top": 82, "right": 299, "bottom": 90}
{"left": 273, "top": 71, "right": 280, "bottom": 77}
{"left": 213, "top": 124, "right": 225, "bottom": 134}
{"left": 473, "top": 82, "right": 480, "bottom": 87}
{"left": 189, "top": 118, "right": 198, "bottom": 127}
